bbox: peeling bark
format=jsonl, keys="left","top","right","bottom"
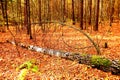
{"left": 7, "top": 40, "right": 120, "bottom": 75}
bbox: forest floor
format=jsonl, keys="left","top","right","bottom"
{"left": 0, "top": 22, "right": 120, "bottom": 79}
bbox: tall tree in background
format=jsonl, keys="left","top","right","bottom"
{"left": 88, "top": 0, "right": 92, "bottom": 25}
{"left": 0, "top": 0, "right": 8, "bottom": 31}
{"left": 79, "top": 0, "right": 83, "bottom": 29}
{"left": 0, "top": 0, "right": 5, "bottom": 21}
{"left": 24, "top": 0, "right": 32, "bottom": 39}
{"left": 72, "top": 0, "right": 75, "bottom": 25}
{"left": 1, "top": 0, "right": 120, "bottom": 32}
{"left": 119, "top": 0, "right": 120, "bottom": 19}
{"left": 24, "top": 0, "right": 28, "bottom": 31}
{"left": 109, "top": 0, "right": 115, "bottom": 26}
{"left": 100, "top": 0, "right": 103, "bottom": 22}
{"left": 0, "top": 0, "right": 5, "bottom": 32}
{"left": 63, "top": 0, "right": 66, "bottom": 22}
{"left": 38, "top": 0, "right": 42, "bottom": 26}
{"left": 93, "top": 0, "right": 100, "bottom": 31}
{"left": 61, "top": 0, "right": 66, "bottom": 22}
{"left": 16, "top": 0, "right": 22, "bottom": 32}
{"left": 84, "top": 0, "right": 87, "bottom": 29}
{"left": 5, "top": 0, "right": 8, "bottom": 29}
{"left": 48, "top": 0, "right": 51, "bottom": 21}
{"left": 17, "top": 0, "right": 22, "bottom": 24}
{"left": 117, "top": 0, "right": 120, "bottom": 19}
{"left": 27, "top": 0, "right": 32, "bottom": 39}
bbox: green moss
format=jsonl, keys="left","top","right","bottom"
{"left": 81, "top": 53, "right": 87, "bottom": 57}
{"left": 16, "top": 59, "right": 39, "bottom": 72}
{"left": 118, "top": 60, "right": 120, "bottom": 64}
{"left": 17, "top": 69, "right": 28, "bottom": 80}
{"left": 91, "top": 55, "right": 111, "bottom": 67}
{"left": 16, "top": 60, "right": 39, "bottom": 80}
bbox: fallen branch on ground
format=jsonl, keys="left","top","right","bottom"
{"left": 7, "top": 40, "right": 120, "bottom": 75}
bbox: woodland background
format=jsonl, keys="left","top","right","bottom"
{"left": 0, "top": 0, "right": 120, "bottom": 79}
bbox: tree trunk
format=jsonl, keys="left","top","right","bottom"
{"left": 72, "top": 0, "right": 75, "bottom": 25}
{"left": 7, "top": 40, "right": 120, "bottom": 75}
{"left": 118, "top": 0, "right": 120, "bottom": 20}
{"left": 0, "top": 0, "right": 8, "bottom": 30}
{"left": 24, "top": 0, "right": 32, "bottom": 39}
{"left": 110, "top": 0, "right": 115, "bottom": 26}
{"left": 0, "top": 0, "right": 5, "bottom": 20}
{"left": 0, "top": 0, "right": 6, "bottom": 32}
{"left": 4, "top": 0, "right": 8, "bottom": 29}
{"left": 38, "top": 0, "right": 42, "bottom": 26}
{"left": 79, "top": 0, "right": 83, "bottom": 29}
{"left": 93, "top": 0, "right": 100, "bottom": 31}
{"left": 16, "top": 0, "right": 22, "bottom": 32}
{"left": 27, "top": 0, "right": 32, "bottom": 39}
{"left": 88, "top": 0, "right": 92, "bottom": 25}
{"left": 48, "top": 0, "right": 51, "bottom": 21}
{"left": 100, "top": 0, "right": 103, "bottom": 22}
{"left": 24, "top": 0, "right": 28, "bottom": 33}
{"left": 63, "top": 0, "right": 66, "bottom": 22}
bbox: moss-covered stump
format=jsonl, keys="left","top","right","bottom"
{"left": 7, "top": 40, "right": 120, "bottom": 75}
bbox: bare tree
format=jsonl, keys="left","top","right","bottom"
{"left": 79, "top": 0, "right": 83, "bottom": 29}
{"left": 88, "top": 0, "right": 92, "bottom": 25}
{"left": 24, "top": 0, "right": 32, "bottom": 39}
{"left": 38, "top": 0, "right": 42, "bottom": 26}
{"left": 0, "top": 0, "right": 6, "bottom": 32}
{"left": 62, "top": 0, "right": 66, "bottom": 22}
{"left": 117, "top": 0, "right": 120, "bottom": 19}
{"left": 93, "top": 0, "right": 100, "bottom": 31}
{"left": 24, "top": 0, "right": 28, "bottom": 31}
{"left": 109, "top": 0, "right": 115, "bottom": 26}
{"left": 0, "top": 0, "right": 9, "bottom": 31}
{"left": 0, "top": 0, "right": 5, "bottom": 21}
{"left": 5, "top": 0, "right": 8, "bottom": 29}
{"left": 48, "top": 0, "right": 51, "bottom": 21}
{"left": 72, "top": 0, "right": 75, "bottom": 25}
{"left": 17, "top": 0, "right": 22, "bottom": 24}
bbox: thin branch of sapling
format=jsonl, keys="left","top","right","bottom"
{"left": 7, "top": 26, "right": 21, "bottom": 56}
{"left": 27, "top": 21, "right": 101, "bottom": 54}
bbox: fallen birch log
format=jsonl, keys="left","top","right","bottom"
{"left": 7, "top": 40, "right": 120, "bottom": 75}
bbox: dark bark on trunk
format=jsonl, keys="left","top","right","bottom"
{"left": 79, "top": 0, "right": 83, "bottom": 30}
{"left": 88, "top": 0, "right": 92, "bottom": 25}
{"left": 48, "top": 0, "right": 51, "bottom": 21}
{"left": 0, "top": 0, "right": 5, "bottom": 19}
{"left": 63, "top": 0, "right": 66, "bottom": 22}
{"left": 24, "top": 0, "right": 28, "bottom": 33}
{"left": 7, "top": 40, "right": 120, "bottom": 75}
{"left": 4, "top": 0, "right": 8, "bottom": 29}
{"left": 84, "top": 0, "right": 87, "bottom": 30}
{"left": 110, "top": 0, "right": 115, "bottom": 26}
{"left": 0, "top": 0, "right": 6, "bottom": 32}
{"left": 93, "top": 0, "right": 100, "bottom": 31}
{"left": 118, "top": 0, "right": 120, "bottom": 20}
{"left": 100, "top": 0, "right": 103, "bottom": 22}
{"left": 38, "top": 0, "right": 42, "bottom": 26}
{"left": 24, "top": 0, "right": 32, "bottom": 39}
{"left": 27, "top": 0, "right": 32, "bottom": 39}
{"left": 0, "top": 0, "right": 9, "bottom": 29}
{"left": 72, "top": 0, "right": 75, "bottom": 25}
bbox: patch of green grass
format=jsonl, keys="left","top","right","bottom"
{"left": 16, "top": 59, "right": 39, "bottom": 80}
{"left": 17, "top": 69, "right": 28, "bottom": 80}
{"left": 91, "top": 55, "right": 111, "bottom": 67}
{"left": 16, "top": 59, "right": 39, "bottom": 72}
